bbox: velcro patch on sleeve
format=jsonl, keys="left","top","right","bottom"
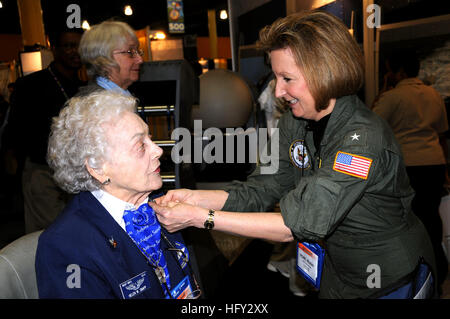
{"left": 333, "top": 151, "right": 372, "bottom": 180}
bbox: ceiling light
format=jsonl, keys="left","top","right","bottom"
{"left": 124, "top": 5, "right": 133, "bottom": 16}
{"left": 219, "top": 10, "right": 228, "bottom": 20}
{"left": 82, "top": 20, "right": 90, "bottom": 30}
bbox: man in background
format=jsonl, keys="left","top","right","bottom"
{"left": 2, "top": 28, "right": 86, "bottom": 233}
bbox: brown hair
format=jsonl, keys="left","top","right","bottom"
{"left": 257, "top": 10, "right": 364, "bottom": 111}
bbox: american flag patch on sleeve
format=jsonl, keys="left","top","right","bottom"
{"left": 333, "top": 151, "right": 373, "bottom": 180}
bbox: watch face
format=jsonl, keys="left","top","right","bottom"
{"left": 204, "top": 220, "right": 214, "bottom": 230}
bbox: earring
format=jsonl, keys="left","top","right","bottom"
{"left": 102, "top": 178, "right": 111, "bottom": 185}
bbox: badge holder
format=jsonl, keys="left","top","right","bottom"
{"left": 296, "top": 241, "right": 325, "bottom": 289}
{"left": 170, "top": 276, "right": 194, "bottom": 299}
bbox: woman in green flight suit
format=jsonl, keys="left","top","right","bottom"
{"left": 150, "top": 10, "right": 437, "bottom": 298}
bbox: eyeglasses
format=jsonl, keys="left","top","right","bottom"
{"left": 113, "top": 48, "right": 144, "bottom": 58}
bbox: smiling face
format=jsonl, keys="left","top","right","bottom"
{"left": 109, "top": 37, "right": 143, "bottom": 89}
{"left": 102, "top": 111, "right": 163, "bottom": 205}
{"left": 271, "top": 47, "right": 334, "bottom": 121}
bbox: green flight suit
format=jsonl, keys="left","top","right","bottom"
{"left": 222, "top": 95, "right": 436, "bottom": 298}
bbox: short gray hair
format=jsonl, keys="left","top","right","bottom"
{"left": 79, "top": 20, "right": 138, "bottom": 79}
{"left": 47, "top": 91, "right": 138, "bottom": 193}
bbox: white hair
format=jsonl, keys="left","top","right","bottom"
{"left": 47, "top": 91, "right": 137, "bottom": 193}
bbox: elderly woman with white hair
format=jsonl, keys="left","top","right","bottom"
{"left": 35, "top": 91, "right": 200, "bottom": 299}
{"left": 78, "top": 20, "right": 143, "bottom": 96}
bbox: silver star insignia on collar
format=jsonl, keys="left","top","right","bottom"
{"left": 351, "top": 133, "right": 360, "bottom": 141}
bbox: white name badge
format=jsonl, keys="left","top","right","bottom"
{"left": 296, "top": 242, "right": 325, "bottom": 289}
{"left": 119, "top": 271, "right": 151, "bottom": 299}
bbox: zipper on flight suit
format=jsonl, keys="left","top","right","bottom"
{"left": 309, "top": 113, "right": 331, "bottom": 171}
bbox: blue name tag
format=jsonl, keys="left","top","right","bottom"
{"left": 296, "top": 242, "right": 325, "bottom": 289}
{"left": 170, "top": 276, "right": 193, "bottom": 299}
{"left": 119, "top": 271, "right": 151, "bottom": 299}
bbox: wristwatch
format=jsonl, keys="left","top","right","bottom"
{"left": 203, "top": 209, "right": 215, "bottom": 230}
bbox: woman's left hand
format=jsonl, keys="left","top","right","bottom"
{"left": 150, "top": 201, "right": 208, "bottom": 232}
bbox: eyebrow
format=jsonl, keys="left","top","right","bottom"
{"left": 131, "top": 132, "right": 145, "bottom": 140}
{"left": 274, "top": 71, "right": 294, "bottom": 78}
{"left": 130, "top": 126, "right": 150, "bottom": 142}
{"left": 126, "top": 42, "right": 139, "bottom": 48}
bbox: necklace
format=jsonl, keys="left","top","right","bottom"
{"left": 48, "top": 65, "right": 70, "bottom": 101}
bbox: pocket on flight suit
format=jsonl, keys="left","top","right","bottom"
{"left": 298, "top": 176, "right": 342, "bottom": 238}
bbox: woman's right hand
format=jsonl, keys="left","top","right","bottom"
{"left": 154, "top": 189, "right": 229, "bottom": 211}
{"left": 150, "top": 201, "right": 208, "bottom": 233}
{"left": 155, "top": 189, "right": 198, "bottom": 206}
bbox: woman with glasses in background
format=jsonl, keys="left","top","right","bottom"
{"left": 78, "top": 20, "right": 144, "bottom": 96}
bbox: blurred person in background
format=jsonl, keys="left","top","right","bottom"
{"left": 1, "top": 28, "right": 85, "bottom": 233}
{"left": 77, "top": 20, "right": 143, "bottom": 96}
{"left": 372, "top": 50, "right": 449, "bottom": 292}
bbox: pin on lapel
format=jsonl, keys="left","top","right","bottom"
{"left": 109, "top": 236, "right": 117, "bottom": 249}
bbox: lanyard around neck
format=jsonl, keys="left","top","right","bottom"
{"left": 48, "top": 65, "right": 70, "bottom": 101}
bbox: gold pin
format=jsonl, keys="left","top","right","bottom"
{"left": 109, "top": 237, "right": 117, "bottom": 249}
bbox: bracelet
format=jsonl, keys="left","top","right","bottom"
{"left": 203, "top": 209, "right": 215, "bottom": 230}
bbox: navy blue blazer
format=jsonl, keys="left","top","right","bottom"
{"left": 35, "top": 191, "right": 196, "bottom": 299}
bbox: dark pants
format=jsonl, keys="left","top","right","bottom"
{"left": 406, "top": 165, "right": 448, "bottom": 286}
